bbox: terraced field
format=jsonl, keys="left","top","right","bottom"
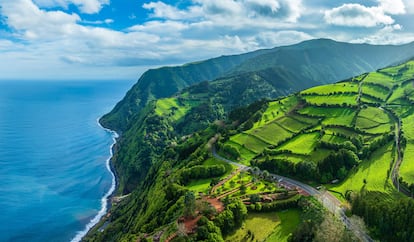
{"left": 221, "top": 60, "right": 414, "bottom": 198}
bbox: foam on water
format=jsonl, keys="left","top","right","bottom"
{"left": 0, "top": 80, "right": 132, "bottom": 242}
{"left": 70, "top": 119, "right": 118, "bottom": 242}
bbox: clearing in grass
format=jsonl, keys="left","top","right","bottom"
{"left": 225, "top": 210, "right": 301, "bottom": 242}
{"left": 155, "top": 97, "right": 193, "bottom": 121}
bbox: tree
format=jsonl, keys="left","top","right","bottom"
{"left": 184, "top": 191, "right": 196, "bottom": 217}
{"left": 240, "top": 184, "right": 247, "bottom": 194}
{"left": 249, "top": 194, "right": 261, "bottom": 204}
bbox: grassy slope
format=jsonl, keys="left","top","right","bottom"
{"left": 331, "top": 143, "right": 396, "bottom": 197}
{"left": 225, "top": 209, "right": 301, "bottom": 242}
{"left": 223, "top": 60, "right": 414, "bottom": 201}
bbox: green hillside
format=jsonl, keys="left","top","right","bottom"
{"left": 101, "top": 39, "right": 414, "bottom": 133}
{"left": 87, "top": 41, "right": 414, "bottom": 242}
{"left": 221, "top": 61, "right": 414, "bottom": 196}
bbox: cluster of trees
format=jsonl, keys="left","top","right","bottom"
{"left": 218, "top": 143, "right": 240, "bottom": 159}
{"left": 228, "top": 99, "right": 269, "bottom": 125}
{"left": 252, "top": 158, "right": 319, "bottom": 181}
{"left": 359, "top": 133, "right": 393, "bottom": 159}
{"left": 317, "top": 140, "right": 357, "bottom": 153}
{"left": 254, "top": 149, "right": 359, "bottom": 183}
{"left": 196, "top": 216, "right": 223, "bottom": 242}
{"left": 300, "top": 90, "right": 358, "bottom": 96}
{"left": 351, "top": 191, "right": 414, "bottom": 242}
{"left": 317, "top": 149, "right": 359, "bottom": 183}
{"left": 289, "top": 196, "right": 359, "bottom": 242}
{"left": 179, "top": 165, "right": 227, "bottom": 185}
{"left": 213, "top": 199, "right": 248, "bottom": 236}
{"left": 398, "top": 177, "right": 414, "bottom": 196}
{"left": 175, "top": 102, "right": 224, "bottom": 134}
{"left": 247, "top": 194, "right": 301, "bottom": 212}
{"left": 303, "top": 100, "right": 357, "bottom": 108}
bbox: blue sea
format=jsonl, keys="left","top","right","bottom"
{"left": 0, "top": 80, "right": 133, "bottom": 242}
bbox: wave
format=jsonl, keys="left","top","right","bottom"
{"left": 70, "top": 118, "right": 118, "bottom": 242}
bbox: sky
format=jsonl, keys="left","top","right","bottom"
{"left": 1, "top": 0, "right": 414, "bottom": 81}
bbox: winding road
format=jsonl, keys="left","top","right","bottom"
{"left": 212, "top": 147, "right": 373, "bottom": 242}
{"left": 385, "top": 107, "right": 412, "bottom": 197}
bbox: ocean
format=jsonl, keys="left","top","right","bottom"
{"left": 0, "top": 80, "right": 133, "bottom": 242}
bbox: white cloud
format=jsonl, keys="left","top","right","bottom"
{"left": 351, "top": 25, "right": 414, "bottom": 45}
{"left": 324, "top": 4, "right": 394, "bottom": 27}
{"left": 33, "top": 0, "right": 109, "bottom": 14}
{"left": 402, "top": 0, "right": 414, "bottom": 14}
{"left": 378, "top": 0, "right": 405, "bottom": 15}
{"left": 142, "top": 1, "right": 202, "bottom": 20}
{"left": 2, "top": 0, "right": 81, "bottom": 40}
{"left": 0, "top": 0, "right": 413, "bottom": 80}
{"left": 252, "top": 30, "right": 313, "bottom": 47}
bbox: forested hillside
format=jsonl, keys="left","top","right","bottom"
{"left": 101, "top": 39, "right": 414, "bottom": 133}
{"left": 85, "top": 40, "right": 414, "bottom": 242}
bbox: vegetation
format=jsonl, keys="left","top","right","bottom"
{"left": 86, "top": 40, "right": 414, "bottom": 241}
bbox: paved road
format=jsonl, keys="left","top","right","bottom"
{"left": 212, "top": 147, "right": 373, "bottom": 242}
{"left": 383, "top": 106, "right": 412, "bottom": 197}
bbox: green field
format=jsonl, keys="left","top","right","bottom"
{"left": 322, "top": 111, "right": 356, "bottom": 127}
{"left": 277, "top": 116, "right": 312, "bottom": 133}
{"left": 155, "top": 97, "right": 193, "bottom": 121}
{"left": 363, "top": 72, "right": 394, "bottom": 89}
{"left": 402, "top": 113, "right": 414, "bottom": 139}
{"left": 298, "top": 106, "right": 356, "bottom": 127}
{"left": 255, "top": 96, "right": 299, "bottom": 128}
{"left": 321, "top": 134, "right": 348, "bottom": 144}
{"left": 303, "top": 94, "right": 357, "bottom": 106}
{"left": 186, "top": 158, "right": 235, "bottom": 193}
{"left": 355, "top": 107, "right": 392, "bottom": 133}
{"left": 272, "top": 153, "right": 307, "bottom": 163}
{"left": 231, "top": 133, "right": 270, "bottom": 153}
{"left": 380, "top": 61, "right": 414, "bottom": 81}
{"left": 247, "top": 122, "right": 293, "bottom": 145}
{"left": 387, "top": 82, "right": 414, "bottom": 104}
{"left": 226, "top": 141, "right": 257, "bottom": 164}
{"left": 400, "top": 143, "right": 414, "bottom": 185}
{"left": 332, "top": 143, "right": 396, "bottom": 196}
{"left": 225, "top": 210, "right": 301, "bottom": 242}
{"left": 361, "top": 83, "right": 389, "bottom": 101}
{"left": 361, "top": 95, "right": 380, "bottom": 104}
{"left": 301, "top": 82, "right": 358, "bottom": 95}
{"left": 289, "top": 114, "right": 320, "bottom": 126}
{"left": 325, "top": 127, "right": 358, "bottom": 137}
{"left": 277, "top": 132, "right": 320, "bottom": 155}
{"left": 359, "top": 107, "right": 390, "bottom": 122}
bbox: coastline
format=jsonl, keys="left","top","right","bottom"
{"left": 70, "top": 117, "right": 119, "bottom": 242}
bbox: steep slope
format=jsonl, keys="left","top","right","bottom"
{"left": 85, "top": 60, "right": 414, "bottom": 242}
{"left": 100, "top": 51, "right": 267, "bottom": 132}
{"left": 102, "top": 39, "right": 414, "bottom": 132}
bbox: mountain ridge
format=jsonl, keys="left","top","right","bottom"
{"left": 101, "top": 39, "right": 414, "bottom": 133}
